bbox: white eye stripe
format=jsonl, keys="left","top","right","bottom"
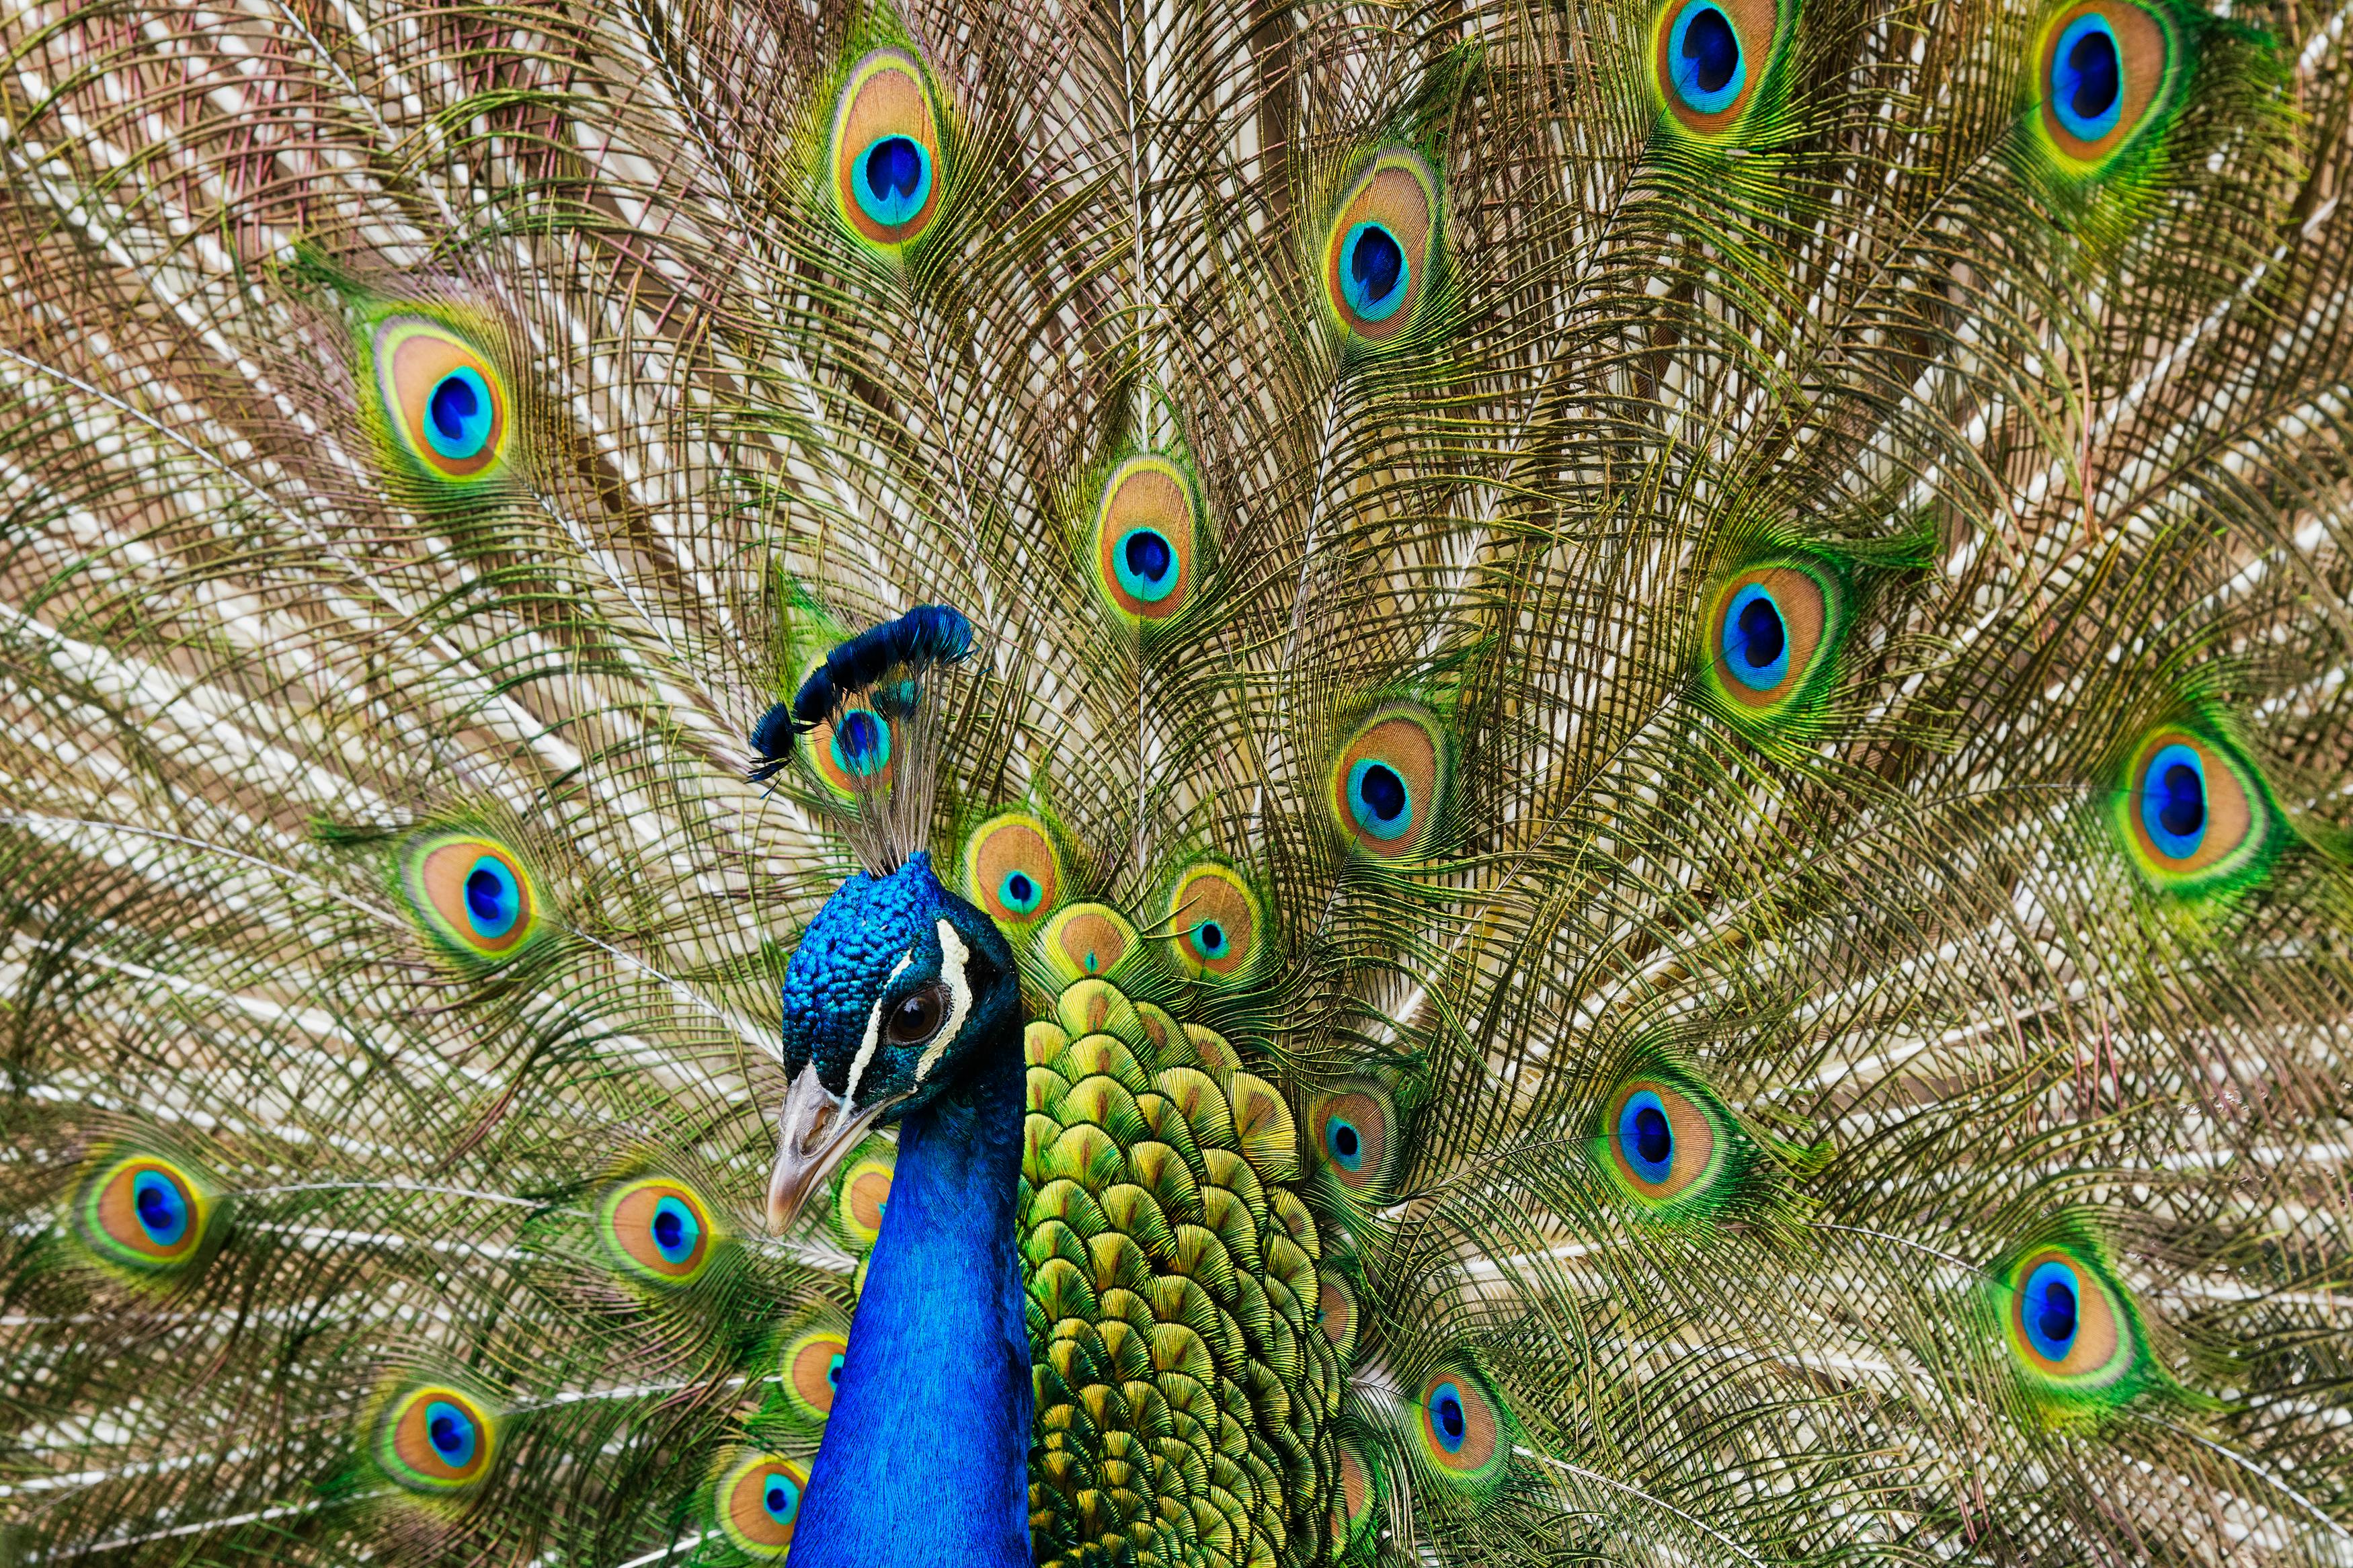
{"left": 842, "top": 948, "right": 918, "bottom": 1104}
{"left": 914, "top": 920, "right": 974, "bottom": 1085}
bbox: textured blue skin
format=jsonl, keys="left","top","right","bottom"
{"left": 781, "top": 854, "right": 1031, "bottom": 1568}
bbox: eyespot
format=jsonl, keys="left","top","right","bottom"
{"left": 1328, "top": 705, "right": 1448, "bottom": 858}
{"left": 1413, "top": 1364, "right": 1509, "bottom": 1491}
{"left": 2003, "top": 1245, "right": 2135, "bottom": 1393}
{"left": 2117, "top": 727, "right": 2268, "bottom": 892}
{"left": 1039, "top": 903, "right": 1138, "bottom": 985}
{"left": 807, "top": 706, "right": 895, "bottom": 797}
{"left": 1316, "top": 1270, "right": 1359, "bottom": 1362}
{"left": 376, "top": 1385, "right": 497, "bottom": 1493}
{"left": 830, "top": 1138, "right": 896, "bottom": 1253}
{"left": 1332, "top": 1440, "right": 1379, "bottom": 1547}
{"left": 2035, "top": 1, "right": 2178, "bottom": 170}
{"left": 598, "top": 1178, "right": 718, "bottom": 1286}
{"left": 1091, "top": 456, "right": 1203, "bottom": 626}
{"left": 1652, "top": 0, "right": 1781, "bottom": 134}
{"left": 398, "top": 833, "right": 542, "bottom": 963}
{"left": 372, "top": 318, "right": 510, "bottom": 481}
{"left": 780, "top": 1323, "right": 851, "bottom": 1425}
{"left": 1310, "top": 1080, "right": 1399, "bottom": 1194}
{"left": 965, "top": 811, "right": 1061, "bottom": 927}
{"left": 1164, "top": 864, "right": 1263, "bottom": 982}
{"left": 715, "top": 1451, "right": 810, "bottom": 1558}
{"left": 73, "top": 1151, "right": 211, "bottom": 1274}
{"left": 830, "top": 49, "right": 945, "bottom": 251}
{"left": 1600, "top": 1077, "right": 1726, "bottom": 1210}
{"left": 1321, "top": 149, "right": 1439, "bottom": 345}
{"left": 1702, "top": 562, "right": 1837, "bottom": 720}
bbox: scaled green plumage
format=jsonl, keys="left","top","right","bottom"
{"left": 1, "top": 0, "right": 2350, "bottom": 1562}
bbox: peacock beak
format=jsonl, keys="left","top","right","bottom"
{"left": 766, "top": 1061, "right": 895, "bottom": 1235}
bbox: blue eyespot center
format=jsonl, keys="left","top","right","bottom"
{"left": 130, "top": 1170, "right": 188, "bottom": 1245}
{"left": 463, "top": 856, "right": 520, "bottom": 939}
{"left": 1338, "top": 222, "right": 1409, "bottom": 322}
{"left": 831, "top": 709, "right": 892, "bottom": 778}
{"left": 827, "top": 1353, "right": 844, "bottom": 1389}
{"left": 1618, "top": 1090, "right": 1676, "bottom": 1185}
{"left": 854, "top": 134, "right": 933, "bottom": 226}
{"left": 1720, "top": 584, "right": 1792, "bottom": 692}
{"left": 2051, "top": 14, "right": 2124, "bottom": 141}
{"left": 1681, "top": 5, "right": 1738, "bottom": 93}
{"left": 1428, "top": 1381, "right": 1468, "bottom": 1451}
{"left": 422, "top": 367, "right": 495, "bottom": 461}
{"left": 2139, "top": 743, "right": 2207, "bottom": 859}
{"left": 1633, "top": 1106, "right": 1671, "bottom": 1165}
{"left": 1114, "top": 526, "right": 1180, "bottom": 602}
{"left": 764, "top": 1473, "right": 801, "bottom": 1523}
{"left": 1348, "top": 759, "right": 1412, "bottom": 838}
{"left": 999, "top": 870, "right": 1041, "bottom": 915}
{"left": 1737, "top": 596, "right": 1784, "bottom": 670}
{"left": 1193, "top": 919, "right": 1228, "bottom": 958}
{"left": 650, "top": 1195, "right": 699, "bottom": 1264}
{"left": 1326, "top": 1118, "right": 1364, "bottom": 1171}
{"left": 1668, "top": 0, "right": 1748, "bottom": 115}
{"left": 2021, "top": 1260, "right": 2083, "bottom": 1362}
{"left": 424, "top": 1401, "right": 477, "bottom": 1469}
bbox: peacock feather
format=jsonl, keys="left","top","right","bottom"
{"left": 1, "top": 0, "right": 2350, "bottom": 1562}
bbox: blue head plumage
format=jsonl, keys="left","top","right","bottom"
{"left": 766, "top": 851, "right": 1019, "bottom": 1230}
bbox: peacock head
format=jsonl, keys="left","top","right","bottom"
{"left": 765, "top": 850, "right": 1018, "bottom": 1233}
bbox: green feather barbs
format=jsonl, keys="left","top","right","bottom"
{"left": 1650, "top": 0, "right": 1789, "bottom": 137}
{"left": 70, "top": 1149, "right": 216, "bottom": 1278}
{"left": 368, "top": 317, "right": 511, "bottom": 483}
{"left": 1329, "top": 705, "right": 1450, "bottom": 858}
{"left": 2029, "top": 0, "right": 2188, "bottom": 179}
{"left": 2113, "top": 725, "right": 2278, "bottom": 895}
{"left": 395, "top": 831, "right": 545, "bottom": 964}
{"left": 829, "top": 49, "right": 948, "bottom": 255}
{"left": 372, "top": 1384, "right": 499, "bottom": 1495}
{"left": 1321, "top": 150, "right": 1441, "bottom": 347}
{"left": 1089, "top": 456, "right": 1205, "bottom": 628}
{"left": 1700, "top": 559, "right": 1843, "bottom": 727}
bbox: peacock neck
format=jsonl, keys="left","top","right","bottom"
{"left": 791, "top": 1020, "right": 1031, "bottom": 1568}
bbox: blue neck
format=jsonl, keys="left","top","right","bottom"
{"left": 792, "top": 1027, "right": 1031, "bottom": 1568}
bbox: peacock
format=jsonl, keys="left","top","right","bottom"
{"left": 2, "top": 0, "right": 2350, "bottom": 1561}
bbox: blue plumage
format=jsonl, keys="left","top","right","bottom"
{"left": 768, "top": 848, "right": 1030, "bottom": 1567}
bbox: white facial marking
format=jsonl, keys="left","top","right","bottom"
{"left": 842, "top": 948, "right": 917, "bottom": 1104}
{"left": 914, "top": 920, "right": 975, "bottom": 1083}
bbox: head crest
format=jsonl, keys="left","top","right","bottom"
{"left": 749, "top": 605, "right": 975, "bottom": 874}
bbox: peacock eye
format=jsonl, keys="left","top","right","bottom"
{"left": 2034, "top": 0, "right": 2176, "bottom": 169}
{"left": 1091, "top": 456, "right": 1203, "bottom": 627}
{"left": 830, "top": 49, "right": 945, "bottom": 253}
{"left": 1652, "top": 0, "right": 1782, "bottom": 134}
{"left": 1702, "top": 560, "right": 1841, "bottom": 726}
{"left": 1320, "top": 149, "right": 1440, "bottom": 345}
{"left": 2116, "top": 725, "right": 2270, "bottom": 893}
{"left": 885, "top": 984, "right": 949, "bottom": 1044}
